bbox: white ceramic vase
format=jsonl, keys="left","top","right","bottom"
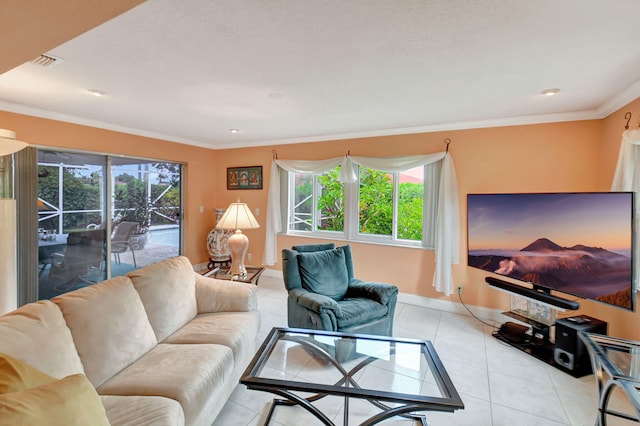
{"left": 206, "top": 208, "right": 232, "bottom": 261}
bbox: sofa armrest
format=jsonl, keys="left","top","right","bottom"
{"left": 194, "top": 273, "right": 258, "bottom": 313}
{"left": 289, "top": 288, "right": 341, "bottom": 316}
{"left": 347, "top": 279, "right": 398, "bottom": 305}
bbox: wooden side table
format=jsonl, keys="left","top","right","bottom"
{"left": 203, "top": 266, "right": 264, "bottom": 285}
{"left": 207, "top": 257, "right": 231, "bottom": 270}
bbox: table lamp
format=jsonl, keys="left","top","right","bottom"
{"left": 215, "top": 200, "right": 260, "bottom": 276}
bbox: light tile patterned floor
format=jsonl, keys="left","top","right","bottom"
{"left": 213, "top": 273, "right": 634, "bottom": 426}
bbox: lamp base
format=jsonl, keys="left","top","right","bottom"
{"left": 227, "top": 229, "right": 249, "bottom": 276}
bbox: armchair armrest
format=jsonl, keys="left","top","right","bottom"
{"left": 289, "top": 288, "right": 342, "bottom": 316}
{"left": 347, "top": 278, "right": 398, "bottom": 305}
{"left": 195, "top": 273, "right": 258, "bottom": 313}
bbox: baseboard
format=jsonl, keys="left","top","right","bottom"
{"left": 397, "top": 292, "right": 504, "bottom": 323}
{"left": 261, "top": 268, "right": 281, "bottom": 278}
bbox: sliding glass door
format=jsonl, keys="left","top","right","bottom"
{"left": 37, "top": 152, "right": 107, "bottom": 299}
{"left": 110, "top": 158, "right": 181, "bottom": 275}
{"left": 36, "top": 150, "right": 182, "bottom": 299}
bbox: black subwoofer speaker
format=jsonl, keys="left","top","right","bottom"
{"left": 553, "top": 316, "right": 607, "bottom": 377}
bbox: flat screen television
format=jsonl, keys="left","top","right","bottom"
{"left": 467, "top": 192, "right": 635, "bottom": 311}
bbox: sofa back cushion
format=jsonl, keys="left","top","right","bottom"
{"left": 127, "top": 256, "right": 197, "bottom": 341}
{"left": 0, "top": 300, "right": 84, "bottom": 379}
{"left": 53, "top": 276, "right": 157, "bottom": 387}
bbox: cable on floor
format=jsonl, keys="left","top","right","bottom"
{"left": 457, "top": 290, "right": 501, "bottom": 330}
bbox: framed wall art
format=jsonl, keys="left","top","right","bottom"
{"left": 227, "top": 166, "right": 262, "bottom": 190}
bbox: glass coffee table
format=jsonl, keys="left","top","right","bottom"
{"left": 241, "top": 327, "right": 464, "bottom": 425}
{"left": 579, "top": 332, "right": 640, "bottom": 425}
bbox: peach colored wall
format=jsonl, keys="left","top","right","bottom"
{"left": 593, "top": 98, "right": 640, "bottom": 339}
{"left": 0, "top": 110, "right": 217, "bottom": 265}
{"left": 4, "top": 104, "right": 640, "bottom": 340}
{"left": 216, "top": 118, "right": 640, "bottom": 340}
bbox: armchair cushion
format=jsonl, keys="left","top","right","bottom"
{"left": 297, "top": 249, "right": 349, "bottom": 301}
{"left": 347, "top": 279, "right": 399, "bottom": 305}
{"left": 292, "top": 243, "right": 336, "bottom": 252}
{"left": 337, "top": 298, "right": 389, "bottom": 329}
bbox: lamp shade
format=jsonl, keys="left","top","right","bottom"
{"left": 216, "top": 201, "right": 260, "bottom": 230}
{"left": 0, "top": 129, "right": 28, "bottom": 156}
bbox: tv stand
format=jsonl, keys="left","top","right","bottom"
{"left": 494, "top": 301, "right": 608, "bottom": 377}
{"left": 494, "top": 310, "right": 555, "bottom": 365}
{"left": 494, "top": 294, "right": 561, "bottom": 370}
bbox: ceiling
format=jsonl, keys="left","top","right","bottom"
{"left": 1, "top": 0, "right": 640, "bottom": 150}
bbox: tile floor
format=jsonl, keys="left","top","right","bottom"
{"left": 213, "top": 273, "right": 634, "bottom": 426}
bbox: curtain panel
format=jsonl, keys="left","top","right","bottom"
{"left": 263, "top": 152, "right": 460, "bottom": 295}
{"left": 611, "top": 128, "right": 640, "bottom": 291}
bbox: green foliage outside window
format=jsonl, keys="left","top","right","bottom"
{"left": 38, "top": 165, "right": 102, "bottom": 232}
{"left": 397, "top": 182, "right": 424, "bottom": 240}
{"left": 295, "top": 167, "right": 424, "bottom": 240}
{"left": 114, "top": 173, "right": 149, "bottom": 233}
{"left": 317, "top": 168, "right": 344, "bottom": 231}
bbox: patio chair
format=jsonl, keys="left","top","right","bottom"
{"left": 282, "top": 243, "right": 398, "bottom": 336}
{"left": 111, "top": 221, "right": 138, "bottom": 267}
{"left": 49, "top": 229, "right": 105, "bottom": 290}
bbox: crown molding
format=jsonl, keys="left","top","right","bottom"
{"left": 212, "top": 110, "right": 603, "bottom": 149}
{"left": 2, "top": 83, "right": 639, "bottom": 150}
{"left": 596, "top": 79, "right": 640, "bottom": 118}
{"left": 0, "top": 101, "right": 210, "bottom": 149}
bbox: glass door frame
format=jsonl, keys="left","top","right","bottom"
{"left": 32, "top": 147, "right": 184, "bottom": 301}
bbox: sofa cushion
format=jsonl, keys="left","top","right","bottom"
{"left": 164, "top": 311, "right": 260, "bottom": 364}
{"left": 0, "top": 352, "right": 56, "bottom": 394}
{"left": 127, "top": 256, "right": 197, "bottom": 341}
{"left": 0, "top": 300, "right": 84, "bottom": 379}
{"left": 101, "top": 395, "right": 185, "bottom": 426}
{"left": 195, "top": 275, "right": 258, "bottom": 313}
{"left": 53, "top": 276, "right": 157, "bottom": 388}
{"left": 297, "top": 248, "right": 349, "bottom": 301}
{"left": 0, "top": 373, "right": 109, "bottom": 426}
{"left": 98, "top": 343, "right": 234, "bottom": 426}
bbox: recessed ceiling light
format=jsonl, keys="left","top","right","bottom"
{"left": 87, "top": 89, "right": 107, "bottom": 97}
{"left": 229, "top": 129, "right": 240, "bottom": 134}
{"left": 268, "top": 92, "right": 283, "bottom": 99}
{"left": 541, "top": 88, "right": 560, "bottom": 96}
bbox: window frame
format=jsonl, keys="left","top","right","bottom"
{"left": 286, "top": 165, "right": 434, "bottom": 249}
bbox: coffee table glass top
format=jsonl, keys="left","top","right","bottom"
{"left": 580, "top": 332, "right": 640, "bottom": 381}
{"left": 241, "top": 328, "right": 463, "bottom": 413}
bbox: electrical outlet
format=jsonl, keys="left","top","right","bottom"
{"left": 247, "top": 253, "right": 252, "bottom": 261}
{"left": 457, "top": 285, "right": 463, "bottom": 295}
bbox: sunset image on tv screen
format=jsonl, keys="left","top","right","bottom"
{"left": 467, "top": 192, "right": 634, "bottom": 310}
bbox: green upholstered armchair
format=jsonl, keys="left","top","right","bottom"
{"left": 282, "top": 243, "right": 398, "bottom": 336}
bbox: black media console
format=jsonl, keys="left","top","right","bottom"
{"left": 493, "top": 314, "right": 608, "bottom": 377}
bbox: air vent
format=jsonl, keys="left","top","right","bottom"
{"left": 31, "top": 54, "right": 64, "bottom": 68}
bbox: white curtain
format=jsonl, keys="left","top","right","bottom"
{"left": 262, "top": 152, "right": 460, "bottom": 295}
{"left": 611, "top": 128, "right": 640, "bottom": 291}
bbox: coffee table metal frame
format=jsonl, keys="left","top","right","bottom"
{"left": 579, "top": 332, "right": 640, "bottom": 425}
{"left": 241, "top": 327, "right": 464, "bottom": 426}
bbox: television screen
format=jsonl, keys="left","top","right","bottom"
{"left": 467, "top": 192, "right": 634, "bottom": 311}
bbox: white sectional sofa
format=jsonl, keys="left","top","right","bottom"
{"left": 0, "top": 256, "right": 260, "bottom": 425}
